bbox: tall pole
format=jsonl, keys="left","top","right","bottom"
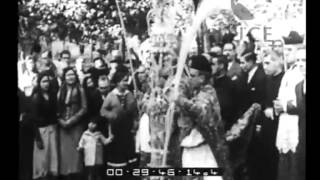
{"left": 115, "top": 0, "right": 139, "bottom": 96}
{"left": 302, "top": 0, "right": 306, "bottom": 46}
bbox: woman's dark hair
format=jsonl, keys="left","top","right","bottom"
{"left": 61, "top": 67, "right": 79, "bottom": 83}
{"left": 58, "top": 67, "right": 81, "bottom": 113}
{"left": 31, "top": 71, "right": 52, "bottom": 97}
{"left": 90, "top": 115, "right": 101, "bottom": 125}
{"left": 31, "top": 71, "right": 57, "bottom": 117}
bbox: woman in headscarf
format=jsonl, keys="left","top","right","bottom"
{"left": 57, "top": 67, "right": 87, "bottom": 180}
{"left": 30, "top": 71, "right": 59, "bottom": 180}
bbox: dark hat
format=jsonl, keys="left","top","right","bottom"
{"left": 283, "top": 31, "right": 304, "bottom": 45}
{"left": 188, "top": 55, "right": 212, "bottom": 74}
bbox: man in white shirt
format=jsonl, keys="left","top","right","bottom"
{"left": 239, "top": 52, "right": 266, "bottom": 113}
{"left": 239, "top": 52, "right": 267, "bottom": 180}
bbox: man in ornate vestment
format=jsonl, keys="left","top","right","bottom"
{"left": 169, "top": 55, "right": 232, "bottom": 180}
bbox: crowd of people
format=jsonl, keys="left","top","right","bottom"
{"left": 18, "top": 33, "right": 306, "bottom": 180}
{"left": 19, "top": 1, "right": 306, "bottom": 180}
{"left": 19, "top": 0, "right": 151, "bottom": 57}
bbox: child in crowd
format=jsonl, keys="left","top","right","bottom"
{"left": 77, "top": 116, "right": 113, "bottom": 180}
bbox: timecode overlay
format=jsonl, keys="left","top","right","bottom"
{"left": 106, "top": 168, "right": 224, "bottom": 176}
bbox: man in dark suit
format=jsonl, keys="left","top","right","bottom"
{"left": 238, "top": 52, "right": 267, "bottom": 180}
{"left": 223, "top": 42, "right": 242, "bottom": 81}
{"left": 238, "top": 52, "right": 266, "bottom": 114}
{"left": 211, "top": 54, "right": 237, "bottom": 131}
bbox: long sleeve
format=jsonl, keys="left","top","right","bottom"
{"left": 177, "top": 86, "right": 222, "bottom": 127}
{"left": 78, "top": 133, "right": 87, "bottom": 148}
{"left": 287, "top": 101, "right": 299, "bottom": 115}
{"left": 98, "top": 133, "right": 112, "bottom": 145}
{"left": 30, "top": 94, "right": 44, "bottom": 142}
{"left": 195, "top": 87, "right": 222, "bottom": 128}
{"left": 68, "top": 87, "right": 87, "bottom": 126}
{"left": 30, "top": 94, "right": 45, "bottom": 126}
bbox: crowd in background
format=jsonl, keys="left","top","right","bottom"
{"left": 19, "top": 1, "right": 306, "bottom": 180}
{"left": 19, "top": 0, "right": 150, "bottom": 58}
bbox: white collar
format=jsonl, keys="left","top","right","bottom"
{"left": 84, "top": 130, "right": 101, "bottom": 136}
{"left": 248, "top": 65, "right": 258, "bottom": 83}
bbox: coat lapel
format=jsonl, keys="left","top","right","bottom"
{"left": 248, "top": 66, "right": 262, "bottom": 86}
